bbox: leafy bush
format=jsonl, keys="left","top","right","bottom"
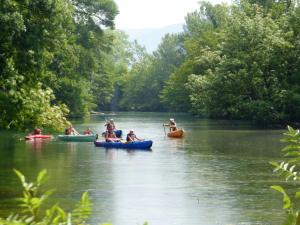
{"left": 0, "top": 169, "right": 97, "bottom": 225}
{"left": 271, "top": 126, "right": 300, "bottom": 224}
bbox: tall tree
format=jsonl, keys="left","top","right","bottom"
{"left": 120, "top": 33, "right": 185, "bottom": 111}
{"left": 0, "top": 0, "right": 119, "bottom": 129}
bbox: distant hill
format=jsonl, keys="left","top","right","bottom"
{"left": 122, "top": 24, "right": 183, "bottom": 52}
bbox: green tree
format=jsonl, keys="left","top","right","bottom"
{"left": 0, "top": 0, "right": 73, "bottom": 130}
{"left": 161, "top": 0, "right": 300, "bottom": 124}
{"left": 186, "top": 5, "right": 300, "bottom": 124}
{"left": 120, "top": 33, "right": 185, "bottom": 111}
{"left": 161, "top": 2, "right": 228, "bottom": 112}
{"left": 0, "top": 0, "right": 120, "bottom": 128}
{"left": 49, "top": 0, "right": 119, "bottom": 117}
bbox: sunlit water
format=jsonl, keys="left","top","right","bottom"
{"left": 0, "top": 112, "right": 286, "bottom": 224}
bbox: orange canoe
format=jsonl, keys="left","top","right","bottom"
{"left": 167, "top": 129, "right": 184, "bottom": 138}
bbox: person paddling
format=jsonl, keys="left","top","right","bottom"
{"left": 105, "top": 119, "right": 116, "bottom": 130}
{"left": 163, "top": 118, "right": 177, "bottom": 132}
{"left": 126, "top": 130, "right": 143, "bottom": 142}
{"left": 105, "top": 130, "right": 120, "bottom": 142}
{"left": 83, "top": 127, "right": 93, "bottom": 135}
{"left": 32, "top": 127, "right": 42, "bottom": 135}
{"left": 65, "top": 126, "right": 80, "bottom": 135}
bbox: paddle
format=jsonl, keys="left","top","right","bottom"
{"left": 163, "top": 124, "right": 166, "bottom": 136}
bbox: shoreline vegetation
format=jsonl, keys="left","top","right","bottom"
{"left": 271, "top": 126, "right": 300, "bottom": 224}
{"left": 1, "top": 0, "right": 300, "bottom": 131}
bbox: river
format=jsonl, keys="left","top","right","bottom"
{"left": 0, "top": 112, "right": 285, "bottom": 225}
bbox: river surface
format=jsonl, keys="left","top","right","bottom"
{"left": 0, "top": 112, "right": 286, "bottom": 225}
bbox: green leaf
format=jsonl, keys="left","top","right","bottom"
{"left": 270, "top": 161, "right": 279, "bottom": 167}
{"left": 271, "top": 185, "right": 292, "bottom": 209}
{"left": 72, "top": 191, "right": 92, "bottom": 224}
{"left": 284, "top": 151, "right": 300, "bottom": 157}
{"left": 288, "top": 125, "right": 294, "bottom": 133}
{"left": 295, "top": 190, "right": 300, "bottom": 199}
{"left": 14, "top": 169, "right": 25, "bottom": 185}
{"left": 37, "top": 169, "right": 47, "bottom": 185}
{"left": 282, "top": 145, "right": 300, "bottom": 152}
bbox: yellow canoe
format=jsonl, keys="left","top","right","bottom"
{"left": 167, "top": 129, "right": 184, "bottom": 138}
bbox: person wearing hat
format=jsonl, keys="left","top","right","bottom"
{"left": 164, "top": 118, "right": 177, "bottom": 132}
{"left": 126, "top": 129, "right": 143, "bottom": 142}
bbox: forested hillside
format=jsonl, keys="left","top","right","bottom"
{"left": 120, "top": 0, "right": 300, "bottom": 125}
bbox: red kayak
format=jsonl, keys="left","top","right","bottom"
{"left": 25, "top": 134, "right": 53, "bottom": 140}
{"left": 167, "top": 129, "right": 184, "bottom": 138}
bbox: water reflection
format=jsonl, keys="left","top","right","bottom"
{"left": 105, "top": 149, "right": 153, "bottom": 160}
{"left": 25, "top": 139, "right": 51, "bottom": 151}
{"left": 0, "top": 113, "right": 285, "bottom": 225}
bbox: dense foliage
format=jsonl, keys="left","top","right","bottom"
{"left": 271, "top": 126, "right": 300, "bottom": 224}
{"left": 0, "top": 0, "right": 120, "bottom": 131}
{"left": 183, "top": 2, "right": 300, "bottom": 124}
{"left": 118, "top": 0, "right": 300, "bottom": 124}
{"left": 0, "top": 169, "right": 95, "bottom": 225}
{"left": 2, "top": 0, "right": 300, "bottom": 130}
{"left": 119, "top": 33, "right": 186, "bottom": 111}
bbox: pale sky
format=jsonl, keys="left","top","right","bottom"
{"left": 114, "top": 0, "right": 230, "bottom": 29}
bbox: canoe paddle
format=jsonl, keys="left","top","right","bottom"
{"left": 163, "top": 124, "right": 166, "bottom": 136}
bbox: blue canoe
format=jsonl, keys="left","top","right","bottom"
{"left": 102, "top": 130, "right": 122, "bottom": 138}
{"left": 94, "top": 140, "right": 153, "bottom": 150}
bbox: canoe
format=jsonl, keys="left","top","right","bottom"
{"left": 25, "top": 134, "right": 53, "bottom": 140}
{"left": 94, "top": 140, "right": 153, "bottom": 150}
{"left": 58, "top": 134, "right": 96, "bottom": 142}
{"left": 167, "top": 129, "right": 184, "bottom": 138}
{"left": 102, "top": 130, "right": 122, "bottom": 138}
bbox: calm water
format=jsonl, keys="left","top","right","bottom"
{"left": 0, "top": 112, "right": 286, "bottom": 225}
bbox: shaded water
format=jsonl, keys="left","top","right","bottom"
{"left": 0, "top": 112, "right": 285, "bottom": 224}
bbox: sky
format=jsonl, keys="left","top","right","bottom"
{"left": 114, "top": 0, "right": 230, "bottom": 29}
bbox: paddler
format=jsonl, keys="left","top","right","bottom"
{"left": 105, "top": 119, "right": 116, "bottom": 131}
{"left": 32, "top": 127, "right": 42, "bottom": 135}
{"left": 105, "top": 130, "right": 120, "bottom": 142}
{"left": 83, "top": 127, "right": 93, "bottom": 135}
{"left": 126, "top": 129, "right": 143, "bottom": 142}
{"left": 163, "top": 118, "right": 177, "bottom": 132}
{"left": 65, "top": 125, "right": 80, "bottom": 135}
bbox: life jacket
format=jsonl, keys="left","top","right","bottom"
{"left": 170, "top": 121, "right": 177, "bottom": 131}
{"left": 106, "top": 130, "right": 115, "bottom": 138}
{"left": 126, "top": 133, "right": 136, "bottom": 142}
